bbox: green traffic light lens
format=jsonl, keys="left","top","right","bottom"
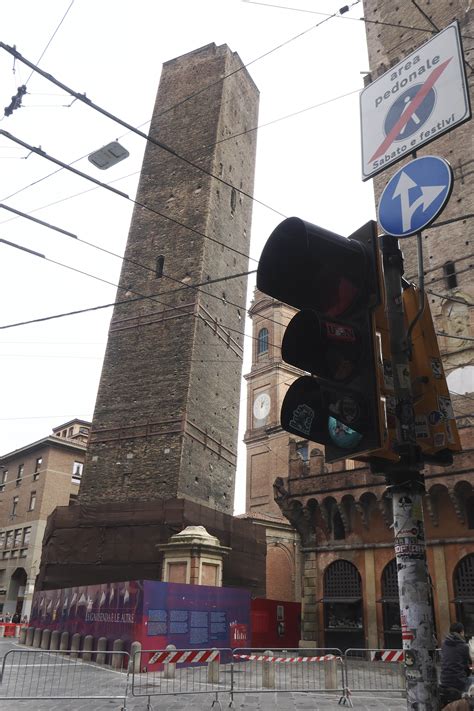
{"left": 328, "top": 416, "right": 363, "bottom": 450}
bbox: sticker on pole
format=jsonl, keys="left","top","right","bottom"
{"left": 360, "top": 21, "right": 471, "bottom": 180}
{"left": 378, "top": 156, "right": 453, "bottom": 238}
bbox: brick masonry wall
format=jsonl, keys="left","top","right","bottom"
{"left": 80, "top": 44, "right": 259, "bottom": 513}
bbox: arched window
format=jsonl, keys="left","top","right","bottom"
{"left": 454, "top": 554, "right": 474, "bottom": 637}
{"left": 257, "top": 328, "right": 269, "bottom": 355}
{"left": 333, "top": 510, "right": 345, "bottom": 540}
{"left": 444, "top": 261, "right": 458, "bottom": 289}
{"left": 323, "top": 560, "right": 364, "bottom": 651}
{"left": 466, "top": 496, "right": 474, "bottom": 529}
{"left": 381, "top": 559, "right": 401, "bottom": 649}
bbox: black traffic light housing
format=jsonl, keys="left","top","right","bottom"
{"left": 257, "top": 217, "right": 384, "bottom": 462}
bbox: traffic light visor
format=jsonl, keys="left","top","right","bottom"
{"left": 282, "top": 309, "right": 361, "bottom": 381}
{"left": 257, "top": 217, "right": 368, "bottom": 317}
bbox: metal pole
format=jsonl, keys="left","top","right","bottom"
{"left": 381, "top": 234, "right": 439, "bottom": 711}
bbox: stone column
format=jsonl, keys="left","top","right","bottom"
{"left": 364, "top": 548, "right": 378, "bottom": 648}
{"left": 432, "top": 544, "right": 450, "bottom": 638}
{"left": 300, "top": 549, "right": 318, "bottom": 645}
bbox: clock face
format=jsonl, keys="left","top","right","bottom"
{"left": 253, "top": 393, "right": 271, "bottom": 420}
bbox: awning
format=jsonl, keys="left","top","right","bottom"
{"left": 451, "top": 597, "right": 474, "bottom": 603}
{"left": 317, "top": 597, "right": 362, "bottom": 603}
{"left": 376, "top": 597, "right": 399, "bottom": 603}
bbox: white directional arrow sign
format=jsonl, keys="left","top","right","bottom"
{"left": 378, "top": 156, "right": 453, "bottom": 238}
{"left": 392, "top": 171, "right": 446, "bottom": 233}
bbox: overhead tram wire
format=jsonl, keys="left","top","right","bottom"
{"left": 1, "top": 237, "right": 276, "bottom": 353}
{"left": 0, "top": 130, "right": 128, "bottom": 199}
{"left": 0, "top": 82, "right": 364, "bottom": 209}
{"left": 426, "top": 290, "right": 474, "bottom": 307}
{"left": 242, "top": 0, "right": 474, "bottom": 41}
{"left": 0, "top": 1, "right": 359, "bottom": 219}
{"left": 136, "top": 1, "right": 360, "bottom": 121}
{"left": 0, "top": 167, "right": 292, "bottom": 331}
{"left": 0, "top": 237, "right": 247, "bottom": 347}
{"left": 409, "top": 0, "right": 474, "bottom": 72}
{"left": 0, "top": 235, "right": 257, "bottom": 327}
{"left": 24, "top": 0, "right": 75, "bottom": 86}
{"left": 0, "top": 43, "right": 286, "bottom": 220}
{"left": 2, "top": 167, "right": 472, "bottom": 338}
{"left": 0, "top": 129, "right": 259, "bottom": 264}
{"left": 243, "top": 0, "right": 435, "bottom": 35}
{"left": 0, "top": 199, "right": 297, "bottom": 335}
{"left": 2, "top": 198, "right": 472, "bottom": 339}
{"left": 0, "top": 203, "right": 259, "bottom": 316}
{"left": 0, "top": 247, "right": 287, "bottom": 355}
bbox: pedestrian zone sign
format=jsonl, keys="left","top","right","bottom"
{"left": 360, "top": 21, "right": 471, "bottom": 181}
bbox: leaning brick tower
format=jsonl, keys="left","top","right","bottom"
{"left": 36, "top": 44, "right": 267, "bottom": 593}
{"left": 80, "top": 43, "right": 259, "bottom": 515}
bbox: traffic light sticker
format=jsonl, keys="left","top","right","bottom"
{"left": 430, "top": 358, "right": 443, "bottom": 379}
{"left": 438, "top": 396, "right": 454, "bottom": 421}
{"left": 289, "top": 405, "right": 314, "bottom": 436}
{"left": 415, "top": 415, "right": 429, "bottom": 439}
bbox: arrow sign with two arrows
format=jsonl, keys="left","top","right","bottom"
{"left": 378, "top": 156, "right": 453, "bottom": 238}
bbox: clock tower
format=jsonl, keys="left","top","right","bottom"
{"left": 243, "top": 288, "right": 304, "bottom": 602}
{"left": 244, "top": 289, "right": 303, "bottom": 516}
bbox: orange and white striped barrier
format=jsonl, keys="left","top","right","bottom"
{"left": 370, "top": 650, "right": 404, "bottom": 663}
{"left": 0, "top": 623, "right": 25, "bottom": 638}
{"left": 233, "top": 653, "right": 339, "bottom": 663}
{"left": 148, "top": 648, "right": 220, "bottom": 665}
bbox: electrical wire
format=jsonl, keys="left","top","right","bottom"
{"left": 243, "top": 0, "right": 435, "bottom": 35}
{"left": 407, "top": 251, "right": 474, "bottom": 281}
{"left": 0, "top": 0, "right": 362, "bottom": 221}
{"left": 0, "top": 236, "right": 257, "bottom": 331}
{"left": 0, "top": 202, "right": 270, "bottom": 336}
{"left": 426, "top": 290, "right": 474, "bottom": 307}
{"left": 409, "top": 0, "right": 474, "bottom": 73}
{"left": 0, "top": 82, "right": 365, "bottom": 245}
{"left": 0, "top": 129, "right": 260, "bottom": 264}
{"left": 1, "top": 237, "right": 275, "bottom": 357}
{"left": 24, "top": 0, "right": 76, "bottom": 86}
{"left": 428, "top": 264, "right": 472, "bottom": 286}
{"left": 144, "top": 1, "right": 360, "bottom": 120}
{"left": 0, "top": 42, "right": 286, "bottom": 219}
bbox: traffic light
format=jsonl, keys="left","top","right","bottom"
{"left": 257, "top": 217, "right": 388, "bottom": 462}
{"left": 404, "top": 282, "right": 461, "bottom": 464}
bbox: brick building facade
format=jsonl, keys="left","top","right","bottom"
{"left": 244, "top": 1, "right": 473, "bottom": 646}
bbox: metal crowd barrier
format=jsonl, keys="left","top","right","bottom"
{"left": 343, "top": 648, "right": 406, "bottom": 702}
{"left": 132, "top": 647, "right": 232, "bottom": 709}
{"left": 0, "top": 648, "right": 130, "bottom": 708}
{"left": 0, "top": 643, "right": 418, "bottom": 708}
{"left": 230, "top": 647, "right": 345, "bottom": 703}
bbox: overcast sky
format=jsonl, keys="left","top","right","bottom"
{"left": 0, "top": 0, "right": 375, "bottom": 512}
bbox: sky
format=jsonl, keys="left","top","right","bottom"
{"left": 0, "top": 0, "right": 376, "bottom": 513}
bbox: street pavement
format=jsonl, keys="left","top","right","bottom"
{"left": 0, "top": 638, "right": 408, "bottom": 710}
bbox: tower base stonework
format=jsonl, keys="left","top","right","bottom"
{"left": 36, "top": 498, "right": 265, "bottom": 596}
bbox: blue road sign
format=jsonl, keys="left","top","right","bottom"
{"left": 378, "top": 155, "right": 453, "bottom": 238}
{"left": 384, "top": 85, "right": 436, "bottom": 140}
